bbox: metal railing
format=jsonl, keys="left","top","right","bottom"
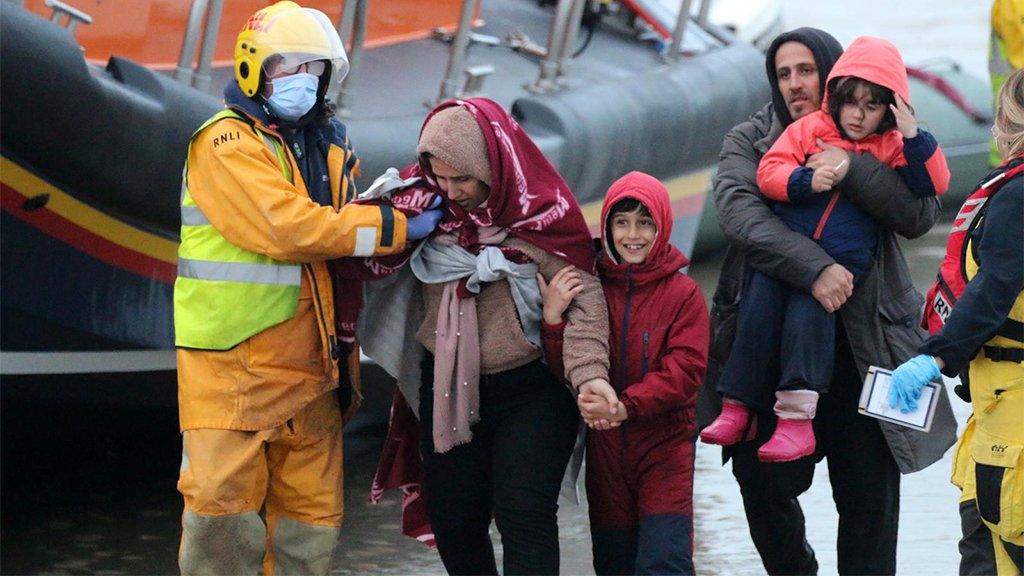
{"left": 528, "top": 0, "right": 576, "bottom": 93}
{"left": 335, "top": 0, "right": 369, "bottom": 115}
{"left": 174, "top": 0, "right": 225, "bottom": 91}
{"left": 527, "top": 0, "right": 717, "bottom": 92}
{"left": 165, "top": 0, "right": 718, "bottom": 111}
{"left": 554, "top": 0, "right": 588, "bottom": 82}
{"left": 337, "top": 0, "right": 358, "bottom": 47}
{"left": 44, "top": 0, "right": 92, "bottom": 34}
{"left": 436, "top": 0, "right": 479, "bottom": 103}
{"left": 664, "top": 0, "right": 697, "bottom": 63}
{"left": 696, "top": 0, "right": 712, "bottom": 27}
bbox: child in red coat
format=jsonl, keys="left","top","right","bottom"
{"left": 540, "top": 171, "right": 708, "bottom": 575}
{"left": 702, "top": 36, "right": 950, "bottom": 462}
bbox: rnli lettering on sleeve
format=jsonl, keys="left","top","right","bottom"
{"left": 212, "top": 131, "right": 242, "bottom": 148}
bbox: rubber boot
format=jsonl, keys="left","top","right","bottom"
{"left": 758, "top": 390, "right": 818, "bottom": 463}
{"left": 700, "top": 400, "right": 756, "bottom": 446}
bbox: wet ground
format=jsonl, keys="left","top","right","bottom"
{"left": 1, "top": 225, "right": 970, "bottom": 575}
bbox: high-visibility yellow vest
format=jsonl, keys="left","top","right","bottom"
{"left": 174, "top": 109, "right": 302, "bottom": 350}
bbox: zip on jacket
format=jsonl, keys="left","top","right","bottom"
{"left": 641, "top": 331, "right": 650, "bottom": 376}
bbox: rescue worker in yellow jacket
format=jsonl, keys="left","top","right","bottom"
{"left": 990, "top": 0, "right": 1024, "bottom": 166}
{"left": 173, "top": 2, "right": 441, "bottom": 574}
{"left": 890, "top": 68, "right": 1024, "bottom": 575}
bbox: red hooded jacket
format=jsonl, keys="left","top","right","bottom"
{"left": 543, "top": 172, "right": 709, "bottom": 431}
{"left": 757, "top": 36, "right": 950, "bottom": 202}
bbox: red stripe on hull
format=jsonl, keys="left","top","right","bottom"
{"left": 1, "top": 183, "right": 177, "bottom": 284}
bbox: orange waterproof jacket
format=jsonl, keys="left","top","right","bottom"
{"left": 177, "top": 103, "right": 407, "bottom": 432}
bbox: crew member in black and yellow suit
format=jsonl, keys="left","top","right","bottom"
{"left": 172, "top": 2, "right": 441, "bottom": 574}
{"left": 890, "top": 67, "right": 1024, "bottom": 575}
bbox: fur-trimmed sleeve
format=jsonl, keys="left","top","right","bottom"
{"left": 506, "top": 238, "right": 610, "bottom": 387}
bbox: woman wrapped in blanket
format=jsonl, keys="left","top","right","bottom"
{"left": 355, "top": 98, "right": 611, "bottom": 575}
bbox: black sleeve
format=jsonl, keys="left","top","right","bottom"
{"left": 841, "top": 150, "right": 941, "bottom": 239}
{"left": 920, "top": 180, "right": 1024, "bottom": 374}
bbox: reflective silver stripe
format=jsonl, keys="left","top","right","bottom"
{"left": 261, "top": 133, "right": 277, "bottom": 151}
{"left": 353, "top": 227, "right": 378, "bottom": 257}
{"left": 0, "top": 350, "right": 176, "bottom": 375}
{"left": 180, "top": 205, "right": 210, "bottom": 226}
{"left": 179, "top": 129, "right": 276, "bottom": 227}
{"left": 178, "top": 258, "right": 301, "bottom": 286}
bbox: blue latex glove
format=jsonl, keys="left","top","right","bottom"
{"left": 887, "top": 355, "right": 941, "bottom": 413}
{"left": 406, "top": 197, "right": 444, "bottom": 241}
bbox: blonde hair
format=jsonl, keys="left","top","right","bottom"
{"left": 994, "top": 68, "right": 1024, "bottom": 158}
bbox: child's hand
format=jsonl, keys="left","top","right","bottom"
{"left": 891, "top": 93, "right": 918, "bottom": 139}
{"left": 808, "top": 139, "right": 850, "bottom": 181}
{"left": 811, "top": 166, "right": 839, "bottom": 192}
{"left": 577, "top": 378, "right": 621, "bottom": 429}
{"left": 538, "top": 266, "right": 583, "bottom": 325}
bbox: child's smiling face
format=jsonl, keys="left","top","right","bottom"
{"left": 840, "top": 83, "right": 887, "bottom": 140}
{"left": 610, "top": 209, "right": 657, "bottom": 264}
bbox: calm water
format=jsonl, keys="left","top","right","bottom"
{"left": 0, "top": 1, "right": 989, "bottom": 574}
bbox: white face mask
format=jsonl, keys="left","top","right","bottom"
{"left": 267, "top": 72, "right": 319, "bottom": 121}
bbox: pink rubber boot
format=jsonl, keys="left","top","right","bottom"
{"left": 758, "top": 390, "right": 818, "bottom": 463}
{"left": 700, "top": 399, "right": 756, "bottom": 446}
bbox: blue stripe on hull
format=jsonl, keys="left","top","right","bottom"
{"left": 1, "top": 213, "right": 174, "bottom": 351}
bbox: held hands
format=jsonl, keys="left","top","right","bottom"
{"left": 578, "top": 379, "right": 625, "bottom": 430}
{"left": 406, "top": 196, "right": 444, "bottom": 241}
{"left": 811, "top": 263, "right": 854, "bottom": 313}
{"left": 890, "top": 94, "right": 918, "bottom": 139}
{"left": 537, "top": 265, "right": 583, "bottom": 325}
{"left": 887, "top": 354, "right": 941, "bottom": 413}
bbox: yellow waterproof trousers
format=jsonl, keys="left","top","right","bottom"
{"left": 178, "top": 391, "right": 343, "bottom": 576}
{"left": 952, "top": 355, "right": 1024, "bottom": 576}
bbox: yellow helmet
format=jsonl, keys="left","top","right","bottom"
{"left": 233, "top": 1, "right": 349, "bottom": 98}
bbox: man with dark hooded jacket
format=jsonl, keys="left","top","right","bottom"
{"left": 700, "top": 28, "right": 958, "bottom": 575}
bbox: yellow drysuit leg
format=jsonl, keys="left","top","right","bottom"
{"left": 952, "top": 356, "right": 1024, "bottom": 576}
{"left": 178, "top": 391, "right": 343, "bottom": 576}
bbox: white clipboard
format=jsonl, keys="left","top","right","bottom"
{"left": 858, "top": 366, "right": 941, "bottom": 432}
